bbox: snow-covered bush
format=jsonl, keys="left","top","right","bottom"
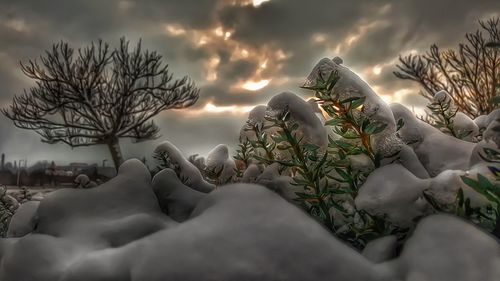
{"left": 1, "top": 58, "right": 498, "bottom": 278}
{"left": 151, "top": 58, "right": 499, "bottom": 250}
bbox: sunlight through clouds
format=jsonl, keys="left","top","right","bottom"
{"left": 241, "top": 79, "right": 270, "bottom": 91}
{"left": 252, "top": 0, "right": 271, "bottom": 7}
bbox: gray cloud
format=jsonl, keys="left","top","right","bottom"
{"left": 0, "top": 0, "right": 497, "bottom": 164}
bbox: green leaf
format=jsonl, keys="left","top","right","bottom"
{"left": 364, "top": 122, "right": 387, "bottom": 135}
{"left": 360, "top": 117, "right": 370, "bottom": 131}
{"left": 396, "top": 118, "right": 405, "bottom": 131}
{"left": 332, "top": 140, "right": 353, "bottom": 149}
{"left": 461, "top": 175, "right": 499, "bottom": 203}
{"left": 326, "top": 71, "right": 340, "bottom": 91}
{"left": 478, "top": 174, "right": 493, "bottom": 190}
{"left": 335, "top": 167, "right": 352, "bottom": 182}
{"left": 325, "top": 118, "right": 342, "bottom": 126}
{"left": 303, "top": 143, "right": 319, "bottom": 151}
{"left": 461, "top": 176, "right": 481, "bottom": 190}
{"left": 350, "top": 96, "right": 366, "bottom": 110}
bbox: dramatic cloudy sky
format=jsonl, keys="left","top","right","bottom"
{"left": 0, "top": 0, "right": 498, "bottom": 166}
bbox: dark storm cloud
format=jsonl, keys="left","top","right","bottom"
{"left": 218, "top": 0, "right": 379, "bottom": 45}
{"left": 218, "top": 60, "right": 258, "bottom": 80}
{"left": 0, "top": 0, "right": 497, "bottom": 163}
{"left": 216, "top": 0, "right": 382, "bottom": 77}
{"left": 216, "top": 0, "right": 498, "bottom": 90}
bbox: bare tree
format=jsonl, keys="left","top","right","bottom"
{"left": 2, "top": 38, "right": 199, "bottom": 168}
{"left": 394, "top": 18, "right": 500, "bottom": 118}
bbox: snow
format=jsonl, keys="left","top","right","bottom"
{"left": 0, "top": 160, "right": 390, "bottom": 281}
{"left": 390, "top": 103, "right": 475, "bottom": 176}
{"left": 355, "top": 164, "right": 430, "bottom": 226}
{"left": 7, "top": 201, "right": 39, "bottom": 238}
{"left": 303, "top": 57, "right": 400, "bottom": 157}
{"left": 0, "top": 60, "right": 499, "bottom": 280}
{"left": 483, "top": 119, "right": 500, "bottom": 147}
{"left": 361, "top": 235, "right": 397, "bottom": 263}
{"left": 267, "top": 91, "right": 328, "bottom": 148}
{"left": 152, "top": 168, "right": 204, "bottom": 222}
{"left": 453, "top": 112, "right": 479, "bottom": 141}
{"left": 205, "top": 144, "right": 236, "bottom": 184}
{"left": 155, "top": 141, "right": 215, "bottom": 192}
{"left": 241, "top": 163, "right": 261, "bottom": 183}
{"left": 388, "top": 214, "right": 500, "bottom": 281}
{"left": 239, "top": 105, "right": 268, "bottom": 142}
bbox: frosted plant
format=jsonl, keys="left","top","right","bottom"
{"left": 425, "top": 90, "right": 478, "bottom": 140}
{"left": 154, "top": 141, "right": 215, "bottom": 193}
{"left": 205, "top": 144, "right": 236, "bottom": 185}
{"left": 303, "top": 57, "right": 402, "bottom": 159}
{"left": 266, "top": 92, "right": 328, "bottom": 148}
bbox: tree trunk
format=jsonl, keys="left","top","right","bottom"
{"left": 106, "top": 136, "right": 124, "bottom": 169}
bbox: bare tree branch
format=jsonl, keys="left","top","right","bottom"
{"left": 394, "top": 17, "right": 500, "bottom": 117}
{"left": 2, "top": 37, "right": 200, "bottom": 168}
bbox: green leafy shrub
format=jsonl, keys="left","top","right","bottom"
{"left": 232, "top": 70, "right": 407, "bottom": 249}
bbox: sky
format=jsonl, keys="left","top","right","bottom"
{"left": 0, "top": 0, "right": 498, "bottom": 166}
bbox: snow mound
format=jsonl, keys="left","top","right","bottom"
{"left": 155, "top": 141, "right": 215, "bottom": 192}
{"left": 304, "top": 57, "right": 401, "bottom": 157}
{"left": 267, "top": 91, "right": 328, "bottom": 148}
{"left": 0, "top": 160, "right": 390, "bottom": 281}
{"left": 386, "top": 214, "right": 500, "bottom": 281}
{"left": 390, "top": 103, "right": 475, "bottom": 176}
{"left": 205, "top": 144, "right": 236, "bottom": 184}
{"left": 355, "top": 164, "right": 430, "bottom": 226}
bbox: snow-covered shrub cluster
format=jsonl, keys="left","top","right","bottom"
{"left": 232, "top": 57, "right": 500, "bottom": 247}
{"left": 0, "top": 57, "right": 498, "bottom": 280}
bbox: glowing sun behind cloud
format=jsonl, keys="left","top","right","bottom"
{"left": 252, "top": 0, "right": 270, "bottom": 7}
{"left": 241, "top": 79, "right": 270, "bottom": 91}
